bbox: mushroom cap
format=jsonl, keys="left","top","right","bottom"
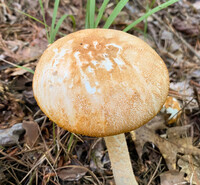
{"left": 33, "top": 29, "right": 169, "bottom": 137}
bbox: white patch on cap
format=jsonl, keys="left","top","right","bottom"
{"left": 83, "top": 44, "right": 89, "bottom": 49}
{"left": 52, "top": 48, "right": 71, "bottom": 67}
{"left": 93, "top": 41, "right": 98, "bottom": 49}
{"left": 101, "top": 57, "right": 113, "bottom": 71}
{"left": 106, "top": 43, "right": 122, "bottom": 55}
{"left": 92, "top": 60, "right": 98, "bottom": 66}
{"left": 69, "top": 79, "right": 74, "bottom": 88}
{"left": 88, "top": 51, "right": 93, "bottom": 58}
{"left": 85, "top": 81, "right": 96, "bottom": 94}
{"left": 113, "top": 58, "right": 125, "bottom": 71}
{"left": 74, "top": 51, "right": 98, "bottom": 94}
{"left": 87, "top": 66, "right": 94, "bottom": 73}
{"left": 132, "top": 65, "right": 141, "bottom": 74}
{"left": 63, "top": 71, "right": 69, "bottom": 79}
{"left": 67, "top": 39, "right": 74, "bottom": 44}
{"left": 74, "top": 51, "right": 82, "bottom": 67}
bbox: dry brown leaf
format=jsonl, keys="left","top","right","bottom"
{"left": 0, "top": 123, "right": 24, "bottom": 146}
{"left": 22, "top": 121, "right": 39, "bottom": 147}
{"left": 178, "top": 155, "right": 200, "bottom": 185}
{"left": 160, "top": 170, "right": 186, "bottom": 185}
{"left": 131, "top": 123, "right": 200, "bottom": 170}
{"left": 173, "top": 17, "right": 199, "bottom": 36}
{"left": 193, "top": 1, "right": 200, "bottom": 10}
{"left": 58, "top": 167, "right": 87, "bottom": 181}
{"left": 166, "top": 125, "right": 191, "bottom": 139}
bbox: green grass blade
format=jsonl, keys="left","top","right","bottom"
{"left": 16, "top": 9, "right": 47, "bottom": 26}
{"left": 0, "top": 59, "right": 35, "bottom": 74}
{"left": 143, "top": 3, "right": 149, "bottom": 37}
{"left": 123, "top": 0, "right": 180, "bottom": 32}
{"left": 89, "top": 0, "right": 95, "bottom": 28}
{"left": 70, "top": 15, "right": 76, "bottom": 31}
{"left": 15, "top": 65, "right": 35, "bottom": 74}
{"left": 94, "top": 0, "right": 109, "bottom": 28}
{"left": 50, "top": 0, "right": 60, "bottom": 43}
{"left": 53, "top": 122, "right": 56, "bottom": 146}
{"left": 52, "top": 15, "right": 76, "bottom": 42}
{"left": 39, "top": 0, "right": 50, "bottom": 43}
{"left": 85, "top": 0, "right": 90, "bottom": 28}
{"left": 103, "top": 0, "right": 129, "bottom": 29}
{"left": 150, "top": 0, "right": 156, "bottom": 9}
{"left": 67, "top": 133, "right": 74, "bottom": 153}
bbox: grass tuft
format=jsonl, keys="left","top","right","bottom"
{"left": 94, "top": 0, "right": 109, "bottom": 28}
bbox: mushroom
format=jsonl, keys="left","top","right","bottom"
{"left": 33, "top": 29, "right": 169, "bottom": 185}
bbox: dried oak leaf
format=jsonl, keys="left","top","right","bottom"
{"left": 178, "top": 155, "right": 200, "bottom": 185}
{"left": 131, "top": 121, "right": 200, "bottom": 170}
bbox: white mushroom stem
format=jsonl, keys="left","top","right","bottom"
{"left": 104, "top": 133, "right": 138, "bottom": 185}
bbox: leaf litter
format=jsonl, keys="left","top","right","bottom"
{"left": 0, "top": 0, "right": 200, "bottom": 184}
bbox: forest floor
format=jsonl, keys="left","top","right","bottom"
{"left": 0, "top": 0, "right": 200, "bottom": 184}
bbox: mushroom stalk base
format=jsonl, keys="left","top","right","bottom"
{"left": 104, "top": 133, "right": 138, "bottom": 185}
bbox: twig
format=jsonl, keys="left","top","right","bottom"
{"left": 0, "top": 150, "right": 28, "bottom": 167}
{"left": 147, "top": 157, "right": 162, "bottom": 185}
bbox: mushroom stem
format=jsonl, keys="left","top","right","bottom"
{"left": 104, "top": 133, "right": 138, "bottom": 185}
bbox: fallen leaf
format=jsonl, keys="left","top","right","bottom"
{"left": 178, "top": 155, "right": 200, "bottom": 185}
{"left": 23, "top": 90, "right": 36, "bottom": 105}
{"left": 160, "top": 170, "right": 186, "bottom": 185}
{"left": 0, "top": 123, "right": 24, "bottom": 146}
{"left": 58, "top": 167, "right": 87, "bottom": 181}
{"left": 22, "top": 121, "right": 39, "bottom": 147}
{"left": 131, "top": 123, "right": 200, "bottom": 170}
{"left": 193, "top": 1, "right": 200, "bottom": 10}
{"left": 166, "top": 125, "right": 191, "bottom": 139}
{"left": 173, "top": 17, "right": 199, "bottom": 36}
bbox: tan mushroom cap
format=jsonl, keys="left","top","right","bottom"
{"left": 33, "top": 29, "right": 169, "bottom": 137}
